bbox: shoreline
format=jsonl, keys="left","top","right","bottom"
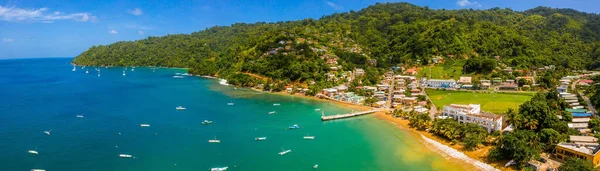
{"left": 266, "top": 91, "right": 513, "bottom": 171}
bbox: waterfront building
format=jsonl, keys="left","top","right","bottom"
{"left": 441, "top": 104, "right": 503, "bottom": 132}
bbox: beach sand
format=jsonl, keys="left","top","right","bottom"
{"left": 274, "top": 91, "right": 516, "bottom": 171}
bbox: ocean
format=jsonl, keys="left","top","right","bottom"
{"left": 0, "top": 58, "right": 467, "bottom": 171}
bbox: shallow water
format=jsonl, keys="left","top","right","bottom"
{"left": 0, "top": 58, "right": 467, "bottom": 170}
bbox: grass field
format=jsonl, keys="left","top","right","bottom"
{"left": 417, "top": 60, "right": 466, "bottom": 80}
{"left": 426, "top": 89, "right": 535, "bottom": 114}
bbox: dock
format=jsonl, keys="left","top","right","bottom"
{"left": 321, "top": 110, "right": 378, "bottom": 121}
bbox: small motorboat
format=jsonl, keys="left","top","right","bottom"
{"left": 72, "top": 66, "right": 76, "bottom": 71}
{"left": 176, "top": 106, "right": 186, "bottom": 110}
{"left": 255, "top": 137, "right": 267, "bottom": 141}
{"left": 268, "top": 111, "right": 276, "bottom": 115}
{"left": 202, "top": 120, "right": 213, "bottom": 125}
{"left": 208, "top": 136, "right": 220, "bottom": 143}
{"left": 140, "top": 124, "right": 150, "bottom": 127}
{"left": 119, "top": 154, "right": 132, "bottom": 158}
{"left": 28, "top": 150, "right": 39, "bottom": 155}
{"left": 210, "top": 166, "right": 228, "bottom": 171}
{"left": 122, "top": 71, "right": 126, "bottom": 76}
{"left": 273, "top": 103, "right": 281, "bottom": 106}
{"left": 85, "top": 70, "right": 89, "bottom": 74}
{"left": 43, "top": 130, "right": 52, "bottom": 135}
{"left": 314, "top": 108, "right": 320, "bottom": 111}
{"left": 303, "top": 136, "right": 315, "bottom": 140}
{"left": 314, "top": 164, "right": 319, "bottom": 169}
{"left": 173, "top": 76, "right": 184, "bottom": 78}
{"left": 288, "top": 124, "right": 300, "bottom": 129}
{"left": 227, "top": 102, "right": 234, "bottom": 106}
{"left": 76, "top": 114, "right": 84, "bottom": 118}
{"left": 31, "top": 169, "right": 46, "bottom": 171}
{"left": 278, "top": 148, "right": 291, "bottom": 155}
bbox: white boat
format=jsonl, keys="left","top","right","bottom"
{"left": 28, "top": 150, "right": 39, "bottom": 155}
{"left": 72, "top": 66, "right": 76, "bottom": 71}
{"left": 175, "top": 73, "right": 182, "bottom": 75}
{"left": 273, "top": 103, "right": 281, "bottom": 106}
{"left": 173, "top": 76, "right": 184, "bottom": 78}
{"left": 31, "top": 169, "right": 46, "bottom": 171}
{"left": 85, "top": 70, "right": 89, "bottom": 74}
{"left": 76, "top": 114, "right": 84, "bottom": 118}
{"left": 314, "top": 164, "right": 319, "bottom": 169}
{"left": 255, "top": 137, "right": 267, "bottom": 141}
{"left": 315, "top": 108, "right": 320, "bottom": 111}
{"left": 303, "top": 136, "right": 315, "bottom": 140}
{"left": 219, "top": 79, "right": 229, "bottom": 86}
{"left": 210, "top": 166, "right": 228, "bottom": 171}
{"left": 202, "top": 120, "right": 213, "bottom": 125}
{"left": 43, "top": 130, "right": 51, "bottom": 135}
{"left": 122, "top": 71, "right": 126, "bottom": 76}
{"left": 288, "top": 124, "right": 300, "bottom": 129}
{"left": 208, "top": 136, "right": 220, "bottom": 143}
{"left": 176, "top": 106, "right": 186, "bottom": 110}
{"left": 278, "top": 148, "right": 291, "bottom": 155}
{"left": 181, "top": 73, "right": 189, "bottom": 76}
{"left": 227, "top": 102, "right": 234, "bottom": 106}
{"left": 140, "top": 124, "right": 150, "bottom": 127}
{"left": 131, "top": 67, "right": 135, "bottom": 71}
{"left": 268, "top": 111, "right": 276, "bottom": 115}
{"left": 119, "top": 154, "right": 132, "bottom": 158}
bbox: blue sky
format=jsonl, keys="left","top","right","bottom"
{"left": 0, "top": 0, "right": 599, "bottom": 59}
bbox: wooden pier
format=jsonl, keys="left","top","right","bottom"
{"left": 321, "top": 110, "right": 378, "bottom": 121}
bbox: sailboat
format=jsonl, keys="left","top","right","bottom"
{"left": 28, "top": 149, "right": 39, "bottom": 155}
{"left": 202, "top": 120, "right": 213, "bottom": 125}
{"left": 43, "top": 129, "right": 52, "bottom": 135}
{"left": 119, "top": 154, "right": 132, "bottom": 158}
{"left": 97, "top": 69, "right": 101, "bottom": 77}
{"left": 210, "top": 166, "right": 228, "bottom": 171}
{"left": 208, "top": 136, "right": 220, "bottom": 143}
{"left": 278, "top": 147, "right": 291, "bottom": 155}
{"left": 303, "top": 135, "right": 315, "bottom": 140}
{"left": 255, "top": 137, "right": 267, "bottom": 141}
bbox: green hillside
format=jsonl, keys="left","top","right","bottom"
{"left": 73, "top": 3, "right": 600, "bottom": 90}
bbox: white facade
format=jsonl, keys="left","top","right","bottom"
{"left": 426, "top": 79, "right": 457, "bottom": 88}
{"left": 441, "top": 104, "right": 503, "bottom": 132}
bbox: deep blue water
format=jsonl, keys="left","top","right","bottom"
{"left": 0, "top": 58, "right": 465, "bottom": 171}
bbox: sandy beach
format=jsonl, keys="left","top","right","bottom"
{"left": 272, "top": 91, "right": 515, "bottom": 171}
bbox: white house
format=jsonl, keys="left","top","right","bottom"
{"left": 426, "top": 79, "right": 457, "bottom": 88}
{"left": 441, "top": 104, "right": 503, "bottom": 132}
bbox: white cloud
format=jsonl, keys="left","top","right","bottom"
{"left": 456, "top": 0, "right": 482, "bottom": 7}
{"left": 325, "top": 1, "right": 343, "bottom": 10}
{"left": 2, "top": 38, "right": 14, "bottom": 43}
{"left": 108, "top": 29, "right": 118, "bottom": 35}
{"left": 138, "top": 30, "right": 144, "bottom": 35}
{"left": 127, "top": 8, "right": 143, "bottom": 16}
{"left": 0, "top": 5, "right": 97, "bottom": 23}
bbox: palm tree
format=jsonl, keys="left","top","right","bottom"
{"left": 505, "top": 108, "right": 521, "bottom": 128}
{"left": 523, "top": 117, "right": 539, "bottom": 130}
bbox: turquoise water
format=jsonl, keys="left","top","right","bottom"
{"left": 0, "top": 58, "right": 465, "bottom": 171}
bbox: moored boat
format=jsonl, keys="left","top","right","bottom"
{"left": 202, "top": 120, "right": 213, "bottom": 125}
{"left": 255, "top": 137, "right": 267, "bottom": 141}
{"left": 119, "top": 154, "right": 132, "bottom": 158}
{"left": 140, "top": 124, "right": 150, "bottom": 127}
{"left": 208, "top": 136, "right": 220, "bottom": 143}
{"left": 268, "top": 111, "right": 275, "bottom": 115}
{"left": 210, "top": 166, "right": 228, "bottom": 171}
{"left": 278, "top": 148, "right": 291, "bottom": 155}
{"left": 176, "top": 106, "right": 186, "bottom": 110}
{"left": 288, "top": 124, "right": 300, "bottom": 129}
{"left": 303, "top": 136, "right": 315, "bottom": 140}
{"left": 28, "top": 150, "right": 38, "bottom": 155}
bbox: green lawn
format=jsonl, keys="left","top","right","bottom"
{"left": 426, "top": 89, "right": 535, "bottom": 114}
{"left": 417, "top": 60, "right": 466, "bottom": 80}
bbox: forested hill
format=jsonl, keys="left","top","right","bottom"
{"left": 72, "top": 2, "right": 600, "bottom": 88}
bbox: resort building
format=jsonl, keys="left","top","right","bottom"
{"left": 426, "top": 79, "right": 457, "bottom": 89}
{"left": 441, "top": 104, "right": 503, "bottom": 132}
{"left": 555, "top": 136, "right": 600, "bottom": 166}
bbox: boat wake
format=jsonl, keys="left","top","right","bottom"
{"left": 420, "top": 134, "right": 499, "bottom": 171}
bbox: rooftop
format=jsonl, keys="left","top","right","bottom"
{"left": 557, "top": 143, "right": 600, "bottom": 156}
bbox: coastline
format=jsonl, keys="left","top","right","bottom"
{"left": 267, "top": 91, "right": 513, "bottom": 171}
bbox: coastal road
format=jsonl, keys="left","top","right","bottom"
{"left": 386, "top": 73, "right": 395, "bottom": 111}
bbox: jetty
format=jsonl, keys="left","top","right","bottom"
{"left": 321, "top": 110, "right": 378, "bottom": 121}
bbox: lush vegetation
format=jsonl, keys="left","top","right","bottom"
{"left": 558, "top": 157, "right": 596, "bottom": 171}
{"left": 416, "top": 60, "right": 465, "bottom": 79}
{"left": 73, "top": 3, "right": 600, "bottom": 89}
{"left": 425, "top": 89, "right": 534, "bottom": 113}
{"left": 488, "top": 91, "right": 573, "bottom": 169}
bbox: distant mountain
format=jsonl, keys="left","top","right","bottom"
{"left": 73, "top": 2, "right": 600, "bottom": 88}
